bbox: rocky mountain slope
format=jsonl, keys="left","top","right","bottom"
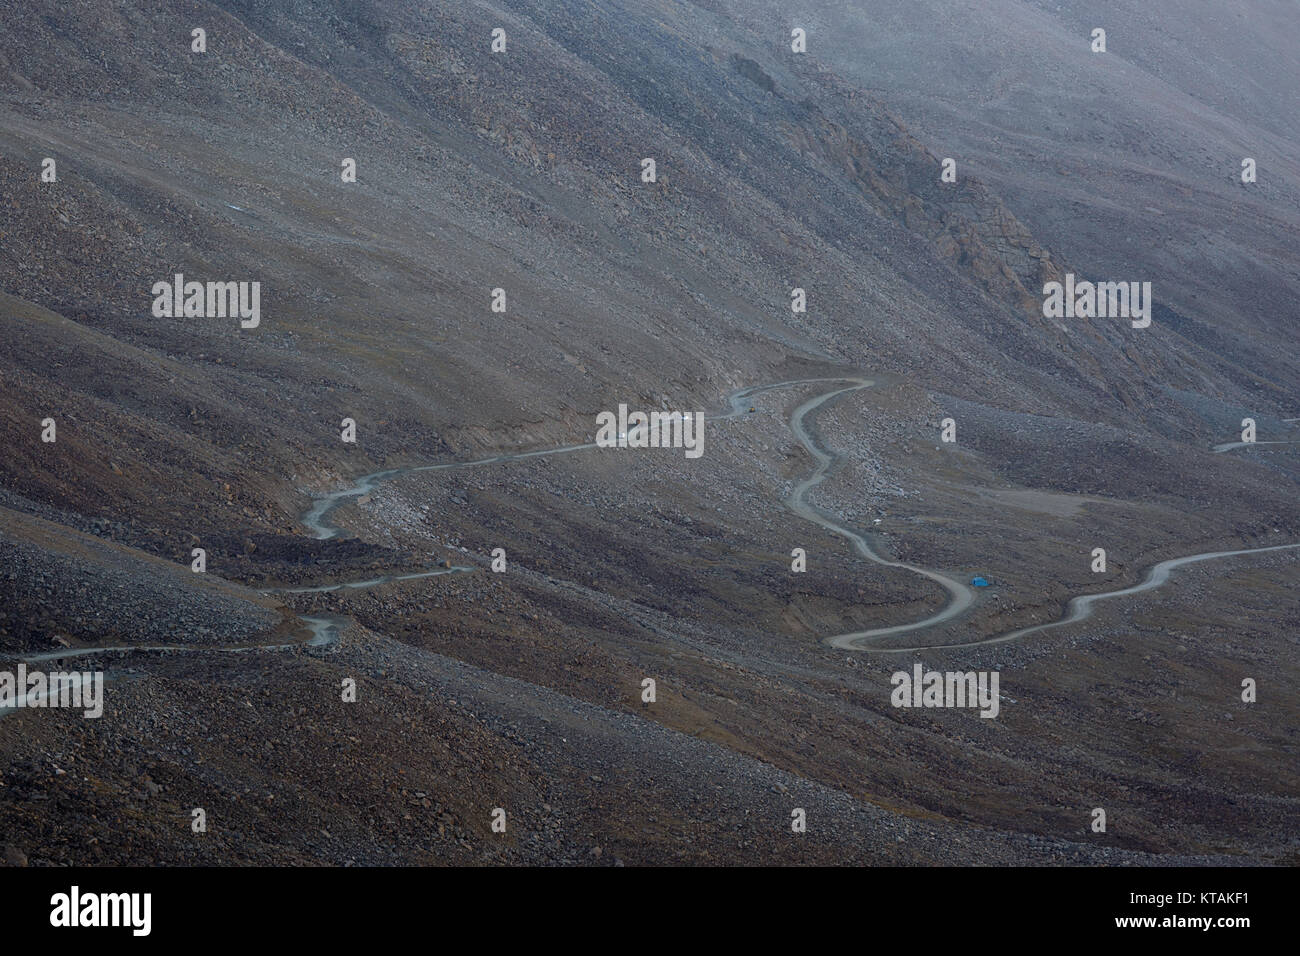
{"left": 1, "top": 0, "right": 1296, "bottom": 865}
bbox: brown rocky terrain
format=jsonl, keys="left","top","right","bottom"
{"left": 0, "top": 0, "right": 1296, "bottom": 866}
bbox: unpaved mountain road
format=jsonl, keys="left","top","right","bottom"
{"left": 10, "top": 375, "right": 1295, "bottom": 669}
{"left": 298, "top": 375, "right": 1299, "bottom": 655}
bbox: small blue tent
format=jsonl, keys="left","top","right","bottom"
{"left": 971, "top": 576, "right": 990, "bottom": 587}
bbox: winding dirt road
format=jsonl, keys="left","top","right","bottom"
{"left": 775, "top": 382, "right": 1300, "bottom": 652}
{"left": 12, "top": 376, "right": 1295, "bottom": 671}
{"left": 299, "top": 375, "right": 1297, "bottom": 655}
